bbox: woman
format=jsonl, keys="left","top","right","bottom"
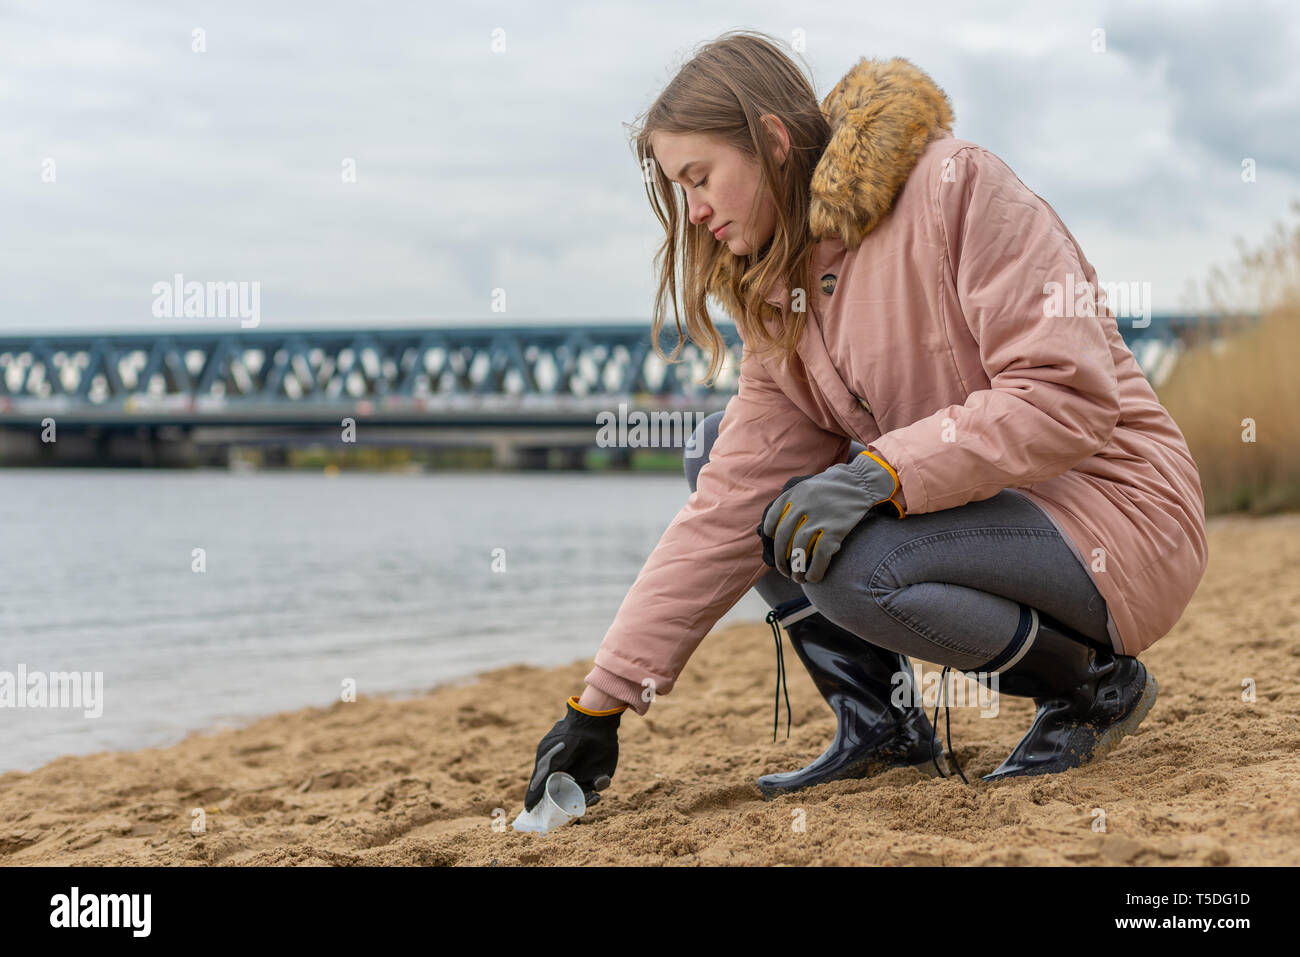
{"left": 524, "top": 32, "right": 1207, "bottom": 813}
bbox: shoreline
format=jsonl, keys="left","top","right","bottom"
{"left": 2, "top": 511, "right": 1298, "bottom": 865}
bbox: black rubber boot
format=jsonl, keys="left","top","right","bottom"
{"left": 756, "top": 602, "right": 950, "bottom": 800}
{"left": 976, "top": 609, "right": 1158, "bottom": 782}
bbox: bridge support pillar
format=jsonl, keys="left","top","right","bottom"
{"left": 489, "top": 436, "right": 519, "bottom": 469}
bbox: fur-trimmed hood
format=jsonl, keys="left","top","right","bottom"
{"left": 709, "top": 56, "right": 955, "bottom": 320}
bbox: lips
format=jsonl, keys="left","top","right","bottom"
{"left": 712, "top": 222, "right": 729, "bottom": 239}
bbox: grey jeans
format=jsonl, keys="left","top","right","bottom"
{"left": 685, "top": 410, "right": 1111, "bottom": 670}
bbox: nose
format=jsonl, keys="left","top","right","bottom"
{"left": 689, "top": 199, "right": 712, "bottom": 227}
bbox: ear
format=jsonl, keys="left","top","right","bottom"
{"left": 760, "top": 113, "right": 791, "bottom": 167}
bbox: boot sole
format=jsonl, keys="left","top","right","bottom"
{"left": 983, "top": 665, "right": 1158, "bottom": 782}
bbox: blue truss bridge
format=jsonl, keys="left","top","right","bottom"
{"left": 0, "top": 314, "right": 1243, "bottom": 467}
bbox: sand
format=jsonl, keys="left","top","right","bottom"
{"left": 2, "top": 512, "right": 1298, "bottom": 866}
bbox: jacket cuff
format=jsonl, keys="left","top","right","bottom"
{"left": 859, "top": 447, "right": 907, "bottom": 517}
{"left": 868, "top": 438, "right": 920, "bottom": 515}
{"left": 582, "top": 665, "right": 652, "bottom": 716}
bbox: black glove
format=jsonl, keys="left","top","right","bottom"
{"left": 525, "top": 695, "right": 623, "bottom": 812}
{"left": 757, "top": 473, "right": 817, "bottom": 569}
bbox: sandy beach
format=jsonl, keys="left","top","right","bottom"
{"left": 2, "top": 511, "right": 1297, "bottom": 866}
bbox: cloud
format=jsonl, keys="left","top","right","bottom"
{"left": 1103, "top": 0, "right": 1300, "bottom": 170}
{"left": 0, "top": 0, "right": 1295, "bottom": 333}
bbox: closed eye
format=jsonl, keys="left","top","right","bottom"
{"left": 692, "top": 177, "right": 708, "bottom": 189}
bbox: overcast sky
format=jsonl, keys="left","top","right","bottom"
{"left": 2, "top": 0, "right": 1297, "bottom": 336}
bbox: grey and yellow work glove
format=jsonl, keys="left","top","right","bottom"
{"left": 758, "top": 450, "right": 904, "bottom": 585}
{"left": 524, "top": 694, "right": 625, "bottom": 812}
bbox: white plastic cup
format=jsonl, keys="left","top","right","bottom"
{"left": 511, "top": 771, "right": 587, "bottom": 834}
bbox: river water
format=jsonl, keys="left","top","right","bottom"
{"left": 0, "top": 468, "right": 773, "bottom": 773}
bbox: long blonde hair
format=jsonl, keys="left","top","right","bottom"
{"left": 629, "top": 30, "right": 829, "bottom": 386}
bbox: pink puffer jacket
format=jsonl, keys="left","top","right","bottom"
{"left": 586, "top": 57, "right": 1208, "bottom": 715}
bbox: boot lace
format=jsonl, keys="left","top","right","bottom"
{"left": 764, "top": 601, "right": 801, "bottom": 742}
{"left": 764, "top": 595, "right": 824, "bottom": 741}
{"left": 930, "top": 666, "right": 969, "bottom": 783}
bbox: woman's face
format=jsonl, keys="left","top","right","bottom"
{"left": 651, "top": 122, "right": 786, "bottom": 256}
